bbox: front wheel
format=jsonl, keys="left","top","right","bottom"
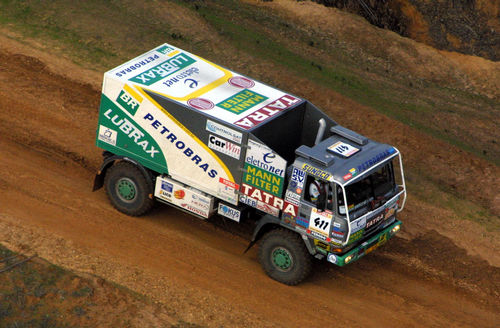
{"left": 104, "top": 161, "right": 154, "bottom": 216}
{"left": 258, "top": 229, "right": 312, "bottom": 285}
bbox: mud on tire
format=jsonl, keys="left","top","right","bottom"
{"left": 258, "top": 228, "right": 312, "bottom": 285}
{"left": 104, "top": 161, "right": 154, "bottom": 216}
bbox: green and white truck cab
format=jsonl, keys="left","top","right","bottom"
{"left": 93, "top": 43, "right": 406, "bottom": 285}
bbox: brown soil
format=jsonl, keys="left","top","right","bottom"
{"left": 0, "top": 5, "right": 499, "bottom": 328}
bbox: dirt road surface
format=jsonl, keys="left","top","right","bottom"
{"left": 0, "top": 36, "right": 499, "bottom": 327}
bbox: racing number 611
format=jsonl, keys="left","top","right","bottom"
{"left": 314, "top": 218, "right": 329, "bottom": 230}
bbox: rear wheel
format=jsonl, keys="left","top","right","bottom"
{"left": 104, "top": 161, "right": 154, "bottom": 216}
{"left": 258, "top": 228, "right": 312, "bottom": 285}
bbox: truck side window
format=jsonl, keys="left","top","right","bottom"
{"left": 304, "top": 176, "right": 333, "bottom": 211}
{"left": 305, "top": 176, "right": 323, "bottom": 205}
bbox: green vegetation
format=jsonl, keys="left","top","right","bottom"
{"left": 0, "top": 245, "right": 204, "bottom": 327}
{"left": 407, "top": 177, "right": 500, "bottom": 232}
{"left": 0, "top": 0, "right": 185, "bottom": 69}
{"left": 0, "top": 245, "right": 73, "bottom": 327}
{"left": 0, "top": 0, "right": 496, "bottom": 162}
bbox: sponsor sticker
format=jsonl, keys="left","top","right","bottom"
{"left": 208, "top": 135, "right": 241, "bottom": 159}
{"left": 332, "top": 225, "right": 345, "bottom": 236}
{"left": 332, "top": 231, "right": 344, "bottom": 238}
{"left": 142, "top": 112, "right": 216, "bottom": 178}
{"left": 157, "top": 45, "right": 175, "bottom": 55}
{"left": 219, "top": 177, "right": 238, "bottom": 190}
{"left": 174, "top": 188, "right": 186, "bottom": 200}
{"left": 113, "top": 54, "right": 160, "bottom": 78}
{"left": 291, "top": 168, "right": 306, "bottom": 188}
{"left": 356, "top": 148, "right": 396, "bottom": 174}
{"left": 180, "top": 203, "right": 208, "bottom": 217}
{"left": 296, "top": 216, "right": 309, "bottom": 229}
{"left": 159, "top": 181, "right": 173, "bottom": 200}
{"left": 309, "top": 229, "right": 327, "bottom": 241}
{"left": 350, "top": 217, "right": 366, "bottom": 234}
{"left": 218, "top": 203, "right": 241, "bottom": 222}
{"left": 239, "top": 195, "right": 257, "bottom": 207}
{"left": 233, "top": 95, "right": 301, "bottom": 129}
{"left": 282, "top": 202, "right": 298, "bottom": 217}
{"left": 243, "top": 140, "right": 286, "bottom": 197}
{"left": 348, "top": 229, "right": 364, "bottom": 243}
{"left": 190, "top": 193, "right": 211, "bottom": 210}
{"left": 240, "top": 183, "right": 284, "bottom": 211}
{"left": 328, "top": 141, "right": 359, "bottom": 158}
{"left": 155, "top": 176, "right": 213, "bottom": 218}
{"left": 295, "top": 225, "right": 307, "bottom": 233}
{"left": 217, "top": 89, "right": 268, "bottom": 115}
{"left": 310, "top": 208, "right": 333, "bottom": 237}
{"left": 102, "top": 108, "right": 162, "bottom": 159}
{"left": 98, "top": 125, "right": 117, "bottom": 146}
{"left": 243, "top": 163, "right": 283, "bottom": 197}
{"left": 385, "top": 205, "right": 397, "bottom": 219}
{"left": 206, "top": 119, "right": 243, "bottom": 144}
{"left": 246, "top": 140, "right": 286, "bottom": 177}
{"left": 188, "top": 98, "right": 214, "bottom": 110}
{"left": 256, "top": 201, "right": 280, "bottom": 216}
{"left": 130, "top": 53, "right": 196, "bottom": 86}
{"left": 116, "top": 86, "right": 142, "bottom": 116}
{"left": 343, "top": 167, "right": 358, "bottom": 181}
{"left": 314, "top": 239, "right": 331, "bottom": 252}
{"left": 217, "top": 177, "right": 239, "bottom": 205}
{"left": 366, "top": 213, "right": 384, "bottom": 229}
{"left": 228, "top": 76, "right": 255, "bottom": 89}
{"left": 162, "top": 67, "right": 200, "bottom": 88}
{"left": 161, "top": 181, "right": 173, "bottom": 192}
{"left": 283, "top": 213, "right": 295, "bottom": 225}
{"left": 301, "top": 163, "right": 333, "bottom": 181}
{"left": 327, "top": 253, "right": 337, "bottom": 264}
{"left": 284, "top": 190, "right": 301, "bottom": 205}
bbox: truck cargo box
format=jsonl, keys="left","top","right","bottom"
{"left": 96, "top": 43, "right": 334, "bottom": 205}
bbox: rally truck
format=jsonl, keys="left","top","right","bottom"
{"left": 93, "top": 43, "right": 407, "bottom": 285}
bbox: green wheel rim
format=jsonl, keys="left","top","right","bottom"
{"left": 271, "top": 247, "right": 293, "bottom": 272}
{"left": 116, "top": 177, "right": 137, "bottom": 203}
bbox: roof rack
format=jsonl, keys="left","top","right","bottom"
{"left": 330, "top": 125, "right": 368, "bottom": 145}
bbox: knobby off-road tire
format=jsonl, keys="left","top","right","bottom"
{"left": 104, "top": 161, "right": 154, "bottom": 216}
{"left": 258, "top": 228, "right": 312, "bottom": 285}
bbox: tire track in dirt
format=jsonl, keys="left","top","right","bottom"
{"left": 0, "top": 39, "right": 499, "bottom": 327}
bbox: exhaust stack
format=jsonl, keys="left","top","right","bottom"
{"left": 314, "top": 118, "right": 326, "bottom": 145}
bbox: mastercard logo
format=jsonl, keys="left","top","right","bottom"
{"left": 174, "top": 189, "right": 185, "bottom": 199}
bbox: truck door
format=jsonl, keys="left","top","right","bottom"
{"left": 298, "top": 174, "right": 334, "bottom": 240}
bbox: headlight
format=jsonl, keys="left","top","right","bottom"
{"left": 391, "top": 225, "right": 401, "bottom": 234}
{"left": 344, "top": 255, "right": 354, "bottom": 264}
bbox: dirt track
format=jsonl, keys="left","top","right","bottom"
{"left": 0, "top": 37, "right": 499, "bottom": 327}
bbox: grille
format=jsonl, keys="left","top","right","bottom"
{"left": 364, "top": 212, "right": 385, "bottom": 236}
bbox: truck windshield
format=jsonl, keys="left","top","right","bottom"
{"left": 338, "top": 161, "right": 396, "bottom": 217}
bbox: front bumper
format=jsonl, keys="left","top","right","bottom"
{"left": 326, "top": 220, "right": 402, "bottom": 266}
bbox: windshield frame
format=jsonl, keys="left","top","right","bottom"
{"left": 337, "top": 148, "right": 406, "bottom": 246}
